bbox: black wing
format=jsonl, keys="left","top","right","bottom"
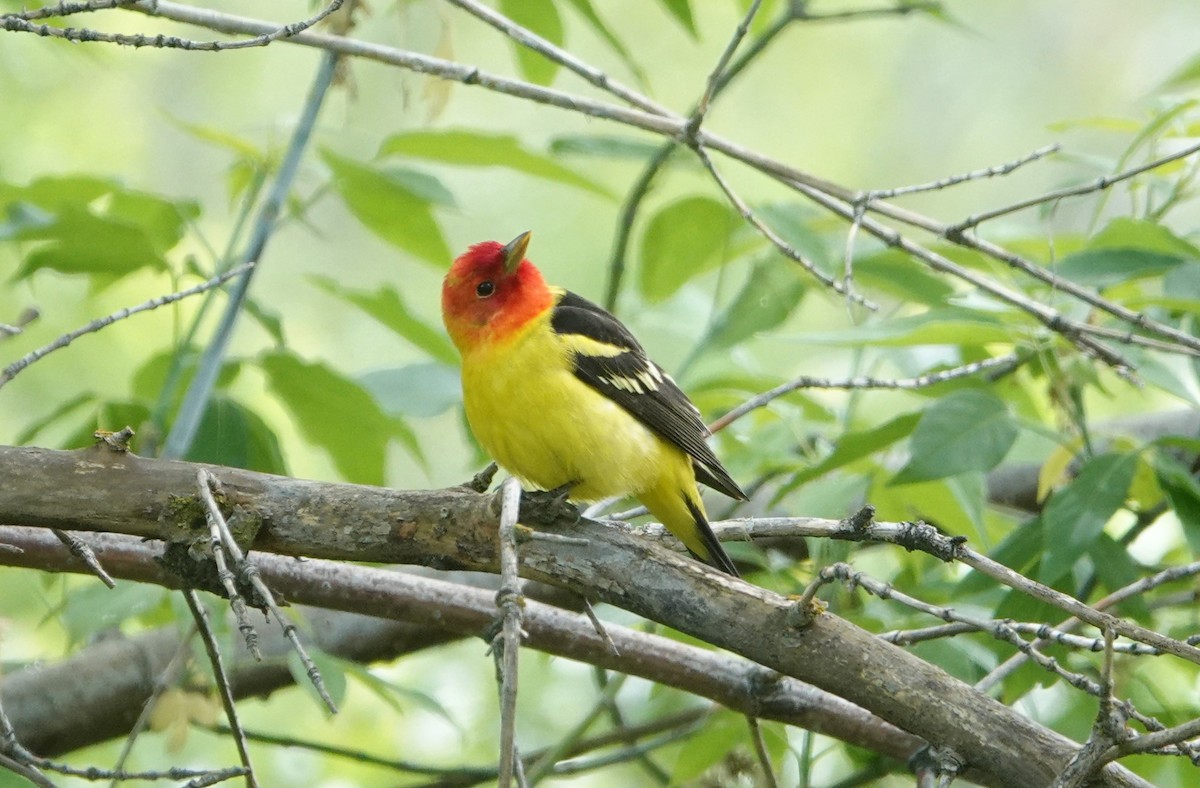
{"left": 550, "top": 290, "right": 746, "bottom": 501}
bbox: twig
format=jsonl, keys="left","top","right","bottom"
{"left": 882, "top": 620, "right": 1162, "bottom": 655}
{"left": 0, "top": 751, "right": 55, "bottom": 788}
{"left": 204, "top": 708, "right": 709, "bottom": 782}
{"left": 745, "top": 714, "right": 779, "bottom": 788}
{"left": 580, "top": 598, "right": 620, "bottom": 657}
{"left": 693, "top": 144, "right": 876, "bottom": 308}
{"left": 524, "top": 672, "right": 628, "bottom": 784}
{"left": 184, "top": 590, "right": 259, "bottom": 788}
{"left": 106, "top": 0, "right": 1200, "bottom": 362}
{"left": 10, "top": 0, "right": 138, "bottom": 21}
{"left": 196, "top": 470, "right": 262, "bottom": 660}
{"left": 692, "top": 0, "right": 762, "bottom": 123}
{"left": 635, "top": 511, "right": 1200, "bottom": 665}
{"left": 949, "top": 140, "right": 1200, "bottom": 233}
{"left": 51, "top": 528, "right": 115, "bottom": 588}
{"left": 0, "top": 262, "right": 253, "bottom": 391}
{"left": 108, "top": 626, "right": 196, "bottom": 787}
{"left": 0, "top": 308, "right": 38, "bottom": 341}
{"left": 196, "top": 470, "right": 339, "bottom": 714}
{"left": 492, "top": 477, "right": 526, "bottom": 788}
{"left": 708, "top": 352, "right": 1022, "bottom": 433}
{"left": 2, "top": 0, "right": 344, "bottom": 50}
{"left": 977, "top": 558, "right": 1200, "bottom": 691}
{"left": 1051, "top": 628, "right": 1130, "bottom": 788}
{"left": 162, "top": 47, "right": 340, "bottom": 459}
{"left": 441, "top": 0, "right": 670, "bottom": 118}
{"left": 861, "top": 144, "right": 1061, "bottom": 202}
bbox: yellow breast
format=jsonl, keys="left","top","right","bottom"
{"left": 460, "top": 312, "right": 671, "bottom": 501}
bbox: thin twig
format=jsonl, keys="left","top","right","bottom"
{"left": 197, "top": 470, "right": 339, "bottom": 713}
{"left": 108, "top": 625, "right": 197, "bottom": 787}
{"left": 977, "top": 559, "right": 1200, "bottom": 691}
{"left": 745, "top": 715, "right": 779, "bottom": 788}
{"left": 581, "top": 598, "right": 620, "bottom": 657}
{"left": 0, "top": 262, "right": 253, "bottom": 391}
{"left": 10, "top": 0, "right": 138, "bottom": 21}
{"left": 196, "top": 470, "right": 262, "bottom": 660}
{"left": 184, "top": 590, "right": 259, "bottom": 788}
{"left": 693, "top": 144, "right": 876, "bottom": 307}
{"left": 163, "top": 47, "right": 340, "bottom": 459}
{"left": 708, "top": 352, "right": 1022, "bottom": 433}
{"left": 492, "top": 477, "right": 526, "bottom": 788}
{"left": 949, "top": 140, "right": 1200, "bottom": 233}
{"left": 441, "top": 0, "right": 670, "bottom": 118}
{"left": 113, "top": 0, "right": 1200, "bottom": 363}
{"left": 692, "top": 0, "right": 762, "bottom": 123}
{"left": 2, "top": 0, "right": 344, "bottom": 50}
{"left": 861, "top": 144, "right": 1061, "bottom": 202}
{"left": 51, "top": 528, "right": 116, "bottom": 588}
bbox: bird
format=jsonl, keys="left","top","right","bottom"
{"left": 441, "top": 231, "right": 747, "bottom": 576}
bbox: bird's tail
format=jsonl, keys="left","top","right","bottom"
{"left": 641, "top": 480, "right": 740, "bottom": 577}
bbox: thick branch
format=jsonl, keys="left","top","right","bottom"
{"left": 0, "top": 445, "right": 1151, "bottom": 788}
{"left": 0, "top": 528, "right": 918, "bottom": 765}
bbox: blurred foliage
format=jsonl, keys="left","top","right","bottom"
{"left": 2, "top": 0, "right": 1200, "bottom": 786}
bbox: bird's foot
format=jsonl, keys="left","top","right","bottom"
{"left": 459, "top": 462, "right": 498, "bottom": 493}
{"left": 519, "top": 481, "right": 581, "bottom": 526}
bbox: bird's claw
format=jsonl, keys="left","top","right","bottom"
{"left": 519, "top": 481, "right": 581, "bottom": 526}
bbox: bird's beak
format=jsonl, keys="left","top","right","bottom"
{"left": 502, "top": 231, "right": 532, "bottom": 274}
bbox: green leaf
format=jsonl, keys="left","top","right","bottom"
{"left": 11, "top": 205, "right": 169, "bottom": 281}
{"left": 699, "top": 258, "right": 807, "bottom": 352}
{"left": 549, "top": 134, "right": 680, "bottom": 162}
{"left": 259, "top": 352, "right": 419, "bottom": 484}
{"left": 1054, "top": 249, "right": 1187, "bottom": 288}
{"left": 794, "top": 412, "right": 921, "bottom": 486}
{"left": 379, "top": 130, "right": 611, "bottom": 198}
{"left": 1089, "top": 217, "right": 1200, "bottom": 258}
{"left": 672, "top": 710, "right": 742, "bottom": 782}
{"left": 657, "top": 0, "right": 696, "bottom": 36}
{"left": 320, "top": 149, "right": 450, "bottom": 266}
{"left": 360, "top": 363, "right": 461, "bottom": 418}
{"left": 639, "top": 196, "right": 738, "bottom": 301}
{"left": 792, "top": 307, "right": 1018, "bottom": 348}
{"left": 60, "top": 583, "right": 169, "bottom": 644}
{"left": 341, "top": 661, "right": 458, "bottom": 726}
{"left": 244, "top": 298, "right": 286, "bottom": 347}
{"left": 498, "top": 0, "right": 563, "bottom": 85}
{"left": 1089, "top": 534, "right": 1150, "bottom": 620}
{"left": 186, "top": 395, "right": 287, "bottom": 474}
{"left": 559, "top": 0, "right": 644, "bottom": 82}
{"left": 854, "top": 249, "right": 956, "bottom": 307}
{"left": 1164, "top": 53, "right": 1200, "bottom": 88}
{"left": 891, "top": 390, "right": 1017, "bottom": 485}
{"left": 310, "top": 275, "right": 457, "bottom": 365}
{"left": 1153, "top": 451, "right": 1200, "bottom": 554}
{"left": 1040, "top": 452, "right": 1137, "bottom": 584}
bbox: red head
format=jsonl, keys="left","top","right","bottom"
{"left": 442, "top": 231, "right": 554, "bottom": 354}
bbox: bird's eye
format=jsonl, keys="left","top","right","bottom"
{"left": 476, "top": 280, "right": 495, "bottom": 298}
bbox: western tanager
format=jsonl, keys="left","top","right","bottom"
{"left": 442, "top": 231, "right": 747, "bottom": 576}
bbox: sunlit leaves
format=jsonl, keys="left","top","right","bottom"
{"left": 379, "top": 130, "right": 611, "bottom": 198}
{"left": 1039, "top": 452, "right": 1138, "bottom": 583}
{"left": 698, "top": 257, "right": 807, "bottom": 354}
{"left": 639, "top": 196, "right": 738, "bottom": 301}
{"left": 498, "top": 0, "right": 563, "bottom": 85}
{"left": 320, "top": 150, "right": 450, "bottom": 266}
{"left": 259, "top": 352, "right": 421, "bottom": 484}
{"left": 892, "top": 390, "right": 1018, "bottom": 485}
{"left": 0, "top": 176, "right": 198, "bottom": 283}
{"left": 310, "top": 275, "right": 457, "bottom": 365}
